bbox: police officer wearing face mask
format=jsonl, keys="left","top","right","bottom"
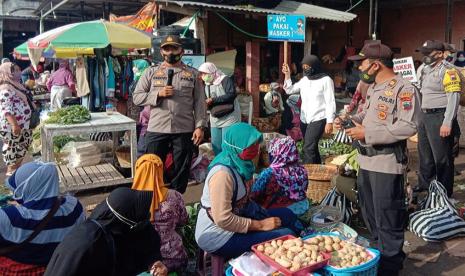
{"left": 334, "top": 41, "right": 419, "bottom": 276}
{"left": 414, "top": 40, "right": 462, "bottom": 196}
{"left": 282, "top": 55, "right": 336, "bottom": 164}
{"left": 132, "top": 35, "right": 207, "bottom": 194}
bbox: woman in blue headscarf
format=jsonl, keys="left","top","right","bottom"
{"left": 195, "top": 123, "right": 301, "bottom": 260}
{"left": 0, "top": 161, "right": 85, "bottom": 275}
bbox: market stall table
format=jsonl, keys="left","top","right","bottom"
{"left": 41, "top": 112, "right": 137, "bottom": 193}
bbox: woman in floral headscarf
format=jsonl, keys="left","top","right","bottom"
{"left": 251, "top": 137, "right": 309, "bottom": 215}
{"left": 0, "top": 62, "right": 33, "bottom": 176}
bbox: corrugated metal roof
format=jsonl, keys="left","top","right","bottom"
{"left": 157, "top": 1, "right": 283, "bottom": 15}
{"left": 275, "top": 1, "right": 357, "bottom": 22}
{"left": 157, "top": 1, "right": 357, "bottom": 22}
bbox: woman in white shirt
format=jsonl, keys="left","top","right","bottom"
{"left": 282, "top": 55, "right": 336, "bottom": 164}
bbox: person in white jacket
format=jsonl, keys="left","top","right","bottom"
{"left": 282, "top": 55, "right": 336, "bottom": 164}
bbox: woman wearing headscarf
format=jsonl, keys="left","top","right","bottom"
{"left": 130, "top": 60, "right": 151, "bottom": 150}
{"left": 47, "top": 59, "right": 75, "bottom": 111}
{"left": 251, "top": 137, "right": 309, "bottom": 215}
{"left": 282, "top": 55, "right": 336, "bottom": 164}
{"left": 0, "top": 162, "right": 85, "bottom": 275}
{"left": 195, "top": 123, "right": 301, "bottom": 260}
{"left": 129, "top": 59, "right": 150, "bottom": 117}
{"left": 45, "top": 187, "right": 167, "bottom": 276}
{"left": 263, "top": 82, "right": 284, "bottom": 116}
{"left": 199, "top": 62, "right": 241, "bottom": 155}
{"left": 0, "top": 62, "right": 33, "bottom": 176}
{"left": 132, "top": 154, "right": 188, "bottom": 272}
{"left": 454, "top": 51, "right": 465, "bottom": 68}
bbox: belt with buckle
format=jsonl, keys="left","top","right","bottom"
{"left": 422, "top": 108, "right": 446, "bottom": 114}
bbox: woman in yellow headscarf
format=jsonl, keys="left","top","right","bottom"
{"left": 132, "top": 154, "right": 188, "bottom": 272}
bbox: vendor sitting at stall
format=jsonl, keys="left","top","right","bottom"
{"left": 132, "top": 154, "right": 188, "bottom": 272}
{"left": 47, "top": 59, "right": 75, "bottom": 111}
{"left": 0, "top": 161, "right": 85, "bottom": 275}
{"left": 195, "top": 122, "right": 301, "bottom": 260}
{"left": 251, "top": 137, "right": 309, "bottom": 215}
{"left": 44, "top": 187, "right": 167, "bottom": 276}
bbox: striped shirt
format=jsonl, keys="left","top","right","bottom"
{"left": 0, "top": 196, "right": 85, "bottom": 265}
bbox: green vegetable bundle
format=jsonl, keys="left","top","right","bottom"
{"left": 319, "top": 139, "right": 354, "bottom": 157}
{"left": 178, "top": 202, "right": 200, "bottom": 258}
{"left": 45, "top": 106, "right": 91, "bottom": 125}
{"left": 53, "top": 135, "right": 78, "bottom": 153}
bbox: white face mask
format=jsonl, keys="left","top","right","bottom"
{"left": 458, "top": 57, "right": 465, "bottom": 62}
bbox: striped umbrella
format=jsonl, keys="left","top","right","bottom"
{"left": 25, "top": 19, "right": 151, "bottom": 66}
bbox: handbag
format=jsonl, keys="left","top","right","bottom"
{"left": 210, "top": 103, "right": 235, "bottom": 118}
{"left": 18, "top": 89, "right": 40, "bottom": 129}
{"left": 0, "top": 197, "right": 62, "bottom": 255}
{"left": 206, "top": 85, "right": 235, "bottom": 118}
{"left": 409, "top": 180, "right": 465, "bottom": 241}
{"left": 333, "top": 174, "right": 357, "bottom": 203}
{"left": 320, "top": 187, "right": 354, "bottom": 224}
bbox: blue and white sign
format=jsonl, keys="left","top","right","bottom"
{"left": 181, "top": 55, "right": 206, "bottom": 70}
{"left": 267, "top": 14, "right": 306, "bottom": 43}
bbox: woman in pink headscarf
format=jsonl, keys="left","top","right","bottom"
{"left": 198, "top": 62, "right": 241, "bottom": 155}
{"left": 0, "top": 62, "right": 33, "bottom": 175}
{"left": 47, "top": 59, "right": 75, "bottom": 110}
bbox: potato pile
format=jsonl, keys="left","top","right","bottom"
{"left": 304, "top": 235, "right": 344, "bottom": 253}
{"left": 329, "top": 242, "right": 373, "bottom": 269}
{"left": 256, "top": 237, "right": 327, "bottom": 272}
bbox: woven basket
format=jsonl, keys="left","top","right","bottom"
{"left": 304, "top": 164, "right": 338, "bottom": 203}
{"left": 116, "top": 146, "right": 131, "bottom": 168}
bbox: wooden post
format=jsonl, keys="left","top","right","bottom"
{"left": 196, "top": 13, "right": 207, "bottom": 54}
{"left": 246, "top": 41, "right": 260, "bottom": 117}
{"left": 304, "top": 22, "right": 313, "bottom": 57}
{"left": 284, "top": 41, "right": 288, "bottom": 65}
{"left": 279, "top": 42, "right": 291, "bottom": 83}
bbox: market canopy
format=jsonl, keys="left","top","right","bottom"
{"left": 157, "top": 0, "right": 357, "bottom": 22}
{"left": 23, "top": 19, "right": 152, "bottom": 66}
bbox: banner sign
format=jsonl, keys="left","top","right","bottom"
{"left": 110, "top": 2, "right": 157, "bottom": 33}
{"left": 267, "top": 14, "right": 306, "bottom": 43}
{"left": 181, "top": 55, "right": 206, "bottom": 70}
{"left": 393, "top": 57, "right": 417, "bottom": 83}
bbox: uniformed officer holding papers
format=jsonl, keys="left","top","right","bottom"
{"left": 335, "top": 41, "right": 419, "bottom": 276}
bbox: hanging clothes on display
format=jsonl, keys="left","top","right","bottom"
{"left": 106, "top": 58, "right": 116, "bottom": 98}
{"left": 75, "top": 57, "right": 90, "bottom": 97}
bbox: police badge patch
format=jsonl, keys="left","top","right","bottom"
{"left": 399, "top": 91, "right": 413, "bottom": 110}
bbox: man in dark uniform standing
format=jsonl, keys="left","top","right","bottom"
{"left": 335, "top": 41, "right": 419, "bottom": 276}
{"left": 415, "top": 40, "right": 461, "bottom": 196}
{"left": 133, "top": 35, "right": 207, "bottom": 194}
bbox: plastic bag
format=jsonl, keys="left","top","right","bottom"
{"left": 65, "top": 141, "right": 113, "bottom": 168}
{"left": 229, "top": 252, "right": 275, "bottom": 276}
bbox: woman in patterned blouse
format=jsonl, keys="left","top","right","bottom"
{"left": 132, "top": 154, "right": 188, "bottom": 272}
{"left": 0, "top": 62, "right": 33, "bottom": 176}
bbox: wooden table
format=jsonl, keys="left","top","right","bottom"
{"left": 41, "top": 112, "right": 137, "bottom": 193}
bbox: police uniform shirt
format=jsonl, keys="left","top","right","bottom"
{"left": 352, "top": 74, "right": 419, "bottom": 174}
{"left": 132, "top": 63, "right": 207, "bottom": 134}
{"left": 419, "top": 61, "right": 461, "bottom": 127}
